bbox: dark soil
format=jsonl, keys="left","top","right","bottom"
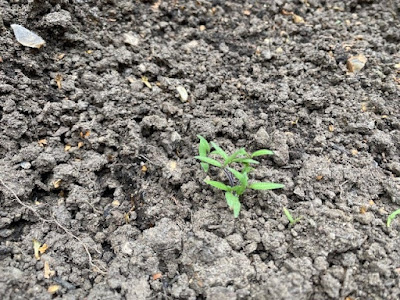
{"left": 1, "top": 0, "right": 400, "bottom": 299}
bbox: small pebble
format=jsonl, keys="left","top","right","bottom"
{"left": 11, "top": 24, "right": 45, "bottom": 48}
{"left": 176, "top": 85, "right": 188, "bottom": 102}
{"left": 347, "top": 54, "right": 367, "bottom": 73}
{"left": 20, "top": 162, "right": 31, "bottom": 169}
{"left": 123, "top": 32, "right": 140, "bottom": 46}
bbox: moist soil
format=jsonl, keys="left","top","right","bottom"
{"left": 1, "top": 1, "right": 400, "bottom": 299}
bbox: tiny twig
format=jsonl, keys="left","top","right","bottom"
{"left": 0, "top": 178, "right": 107, "bottom": 274}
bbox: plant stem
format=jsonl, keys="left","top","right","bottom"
{"left": 223, "top": 168, "right": 235, "bottom": 187}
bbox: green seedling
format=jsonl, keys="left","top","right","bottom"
{"left": 387, "top": 209, "right": 400, "bottom": 227}
{"left": 198, "top": 135, "right": 211, "bottom": 172}
{"left": 283, "top": 207, "right": 302, "bottom": 226}
{"left": 195, "top": 135, "right": 284, "bottom": 218}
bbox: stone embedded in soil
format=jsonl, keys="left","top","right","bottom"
{"left": 123, "top": 32, "right": 140, "bottom": 46}
{"left": 42, "top": 10, "right": 72, "bottom": 28}
{"left": 176, "top": 85, "right": 189, "bottom": 102}
{"left": 19, "top": 161, "right": 31, "bottom": 169}
{"left": 347, "top": 54, "right": 367, "bottom": 73}
{"left": 11, "top": 24, "right": 45, "bottom": 48}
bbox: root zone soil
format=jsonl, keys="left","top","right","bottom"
{"left": 0, "top": 1, "right": 399, "bottom": 299}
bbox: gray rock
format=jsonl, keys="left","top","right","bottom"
{"left": 42, "top": 10, "right": 72, "bottom": 28}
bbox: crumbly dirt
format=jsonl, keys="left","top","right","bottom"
{"left": 1, "top": 0, "right": 400, "bottom": 299}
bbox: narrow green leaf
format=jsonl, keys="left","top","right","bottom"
{"left": 233, "top": 198, "right": 241, "bottom": 218}
{"left": 251, "top": 149, "right": 274, "bottom": 157}
{"left": 387, "top": 209, "right": 400, "bottom": 227}
{"left": 233, "top": 158, "right": 260, "bottom": 164}
{"left": 283, "top": 207, "right": 302, "bottom": 226}
{"left": 210, "top": 142, "right": 228, "bottom": 160}
{"left": 205, "top": 180, "right": 231, "bottom": 191}
{"left": 225, "top": 192, "right": 237, "bottom": 209}
{"left": 197, "top": 135, "right": 210, "bottom": 154}
{"left": 249, "top": 182, "right": 285, "bottom": 190}
{"left": 283, "top": 207, "right": 294, "bottom": 223}
{"left": 195, "top": 156, "right": 222, "bottom": 168}
{"left": 200, "top": 163, "right": 209, "bottom": 173}
{"left": 197, "top": 135, "right": 210, "bottom": 172}
{"left": 226, "top": 148, "right": 248, "bottom": 164}
{"left": 226, "top": 192, "right": 241, "bottom": 217}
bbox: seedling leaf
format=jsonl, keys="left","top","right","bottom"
{"left": 226, "top": 148, "right": 248, "bottom": 164}
{"left": 233, "top": 198, "right": 241, "bottom": 218}
{"left": 283, "top": 207, "right": 302, "bottom": 226}
{"left": 225, "top": 192, "right": 237, "bottom": 209}
{"left": 195, "top": 156, "right": 222, "bottom": 168}
{"left": 249, "top": 182, "right": 285, "bottom": 190}
{"left": 283, "top": 207, "right": 294, "bottom": 223}
{"left": 197, "top": 135, "right": 210, "bottom": 153}
{"left": 200, "top": 163, "right": 209, "bottom": 173}
{"left": 233, "top": 158, "right": 260, "bottom": 164}
{"left": 251, "top": 149, "right": 274, "bottom": 157}
{"left": 197, "top": 135, "right": 210, "bottom": 172}
{"left": 195, "top": 135, "right": 284, "bottom": 218}
{"left": 210, "top": 142, "right": 228, "bottom": 160}
{"left": 226, "top": 192, "right": 241, "bottom": 217}
{"left": 387, "top": 209, "right": 400, "bottom": 227}
{"left": 205, "top": 180, "right": 231, "bottom": 191}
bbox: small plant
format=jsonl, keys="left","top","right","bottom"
{"left": 195, "top": 135, "right": 284, "bottom": 217}
{"left": 283, "top": 207, "right": 302, "bottom": 226}
{"left": 387, "top": 209, "right": 400, "bottom": 227}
